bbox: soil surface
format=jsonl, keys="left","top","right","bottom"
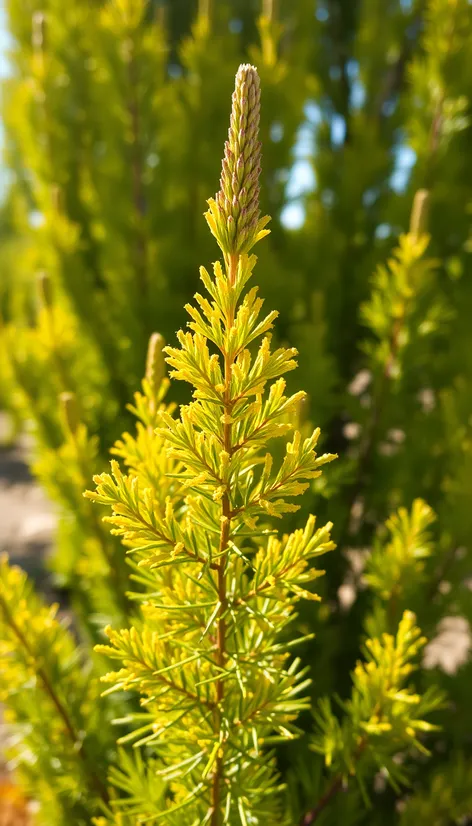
{"left": 0, "top": 426, "right": 55, "bottom": 821}
{"left": 0, "top": 436, "right": 55, "bottom": 584}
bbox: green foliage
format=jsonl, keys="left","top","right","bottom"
{"left": 1, "top": 0, "right": 472, "bottom": 824}
{"left": 399, "top": 754, "right": 472, "bottom": 826}
{"left": 86, "top": 65, "right": 338, "bottom": 824}
{"left": 360, "top": 221, "right": 441, "bottom": 384}
{"left": 0, "top": 556, "right": 113, "bottom": 825}
{"left": 364, "top": 499, "right": 435, "bottom": 603}
{"left": 311, "top": 611, "right": 443, "bottom": 799}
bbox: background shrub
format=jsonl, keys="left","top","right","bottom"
{"left": 0, "top": 1, "right": 471, "bottom": 824}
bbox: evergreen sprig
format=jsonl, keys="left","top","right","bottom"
{"left": 360, "top": 191, "right": 440, "bottom": 384}
{"left": 0, "top": 43, "right": 461, "bottom": 824}
{"left": 0, "top": 556, "right": 112, "bottom": 824}
{"left": 88, "top": 63, "right": 335, "bottom": 825}
{"left": 307, "top": 611, "right": 444, "bottom": 822}
{"left": 365, "top": 499, "right": 436, "bottom": 603}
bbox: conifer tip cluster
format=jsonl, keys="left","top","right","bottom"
{"left": 205, "top": 64, "right": 270, "bottom": 259}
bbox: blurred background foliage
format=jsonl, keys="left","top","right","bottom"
{"left": 0, "top": 0, "right": 472, "bottom": 823}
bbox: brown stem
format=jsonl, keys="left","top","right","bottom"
{"left": 211, "top": 495, "right": 229, "bottom": 824}
{"left": 130, "top": 651, "right": 216, "bottom": 710}
{"left": 300, "top": 740, "right": 367, "bottom": 825}
{"left": 122, "top": 503, "right": 219, "bottom": 571}
{"left": 0, "top": 591, "right": 109, "bottom": 804}
{"left": 300, "top": 773, "right": 344, "bottom": 826}
{"left": 211, "top": 255, "right": 238, "bottom": 825}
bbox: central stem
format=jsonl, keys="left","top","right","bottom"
{"left": 211, "top": 254, "right": 238, "bottom": 825}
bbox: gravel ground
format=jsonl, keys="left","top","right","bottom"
{"left": 0, "top": 439, "right": 55, "bottom": 583}
{"left": 0, "top": 429, "right": 55, "bottom": 823}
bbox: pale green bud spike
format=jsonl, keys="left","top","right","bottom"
{"left": 146, "top": 332, "right": 166, "bottom": 394}
{"left": 60, "top": 391, "right": 80, "bottom": 436}
{"left": 409, "top": 189, "right": 430, "bottom": 237}
{"left": 37, "top": 271, "right": 53, "bottom": 309}
{"left": 205, "top": 64, "right": 270, "bottom": 258}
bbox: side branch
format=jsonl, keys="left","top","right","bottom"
{"left": 0, "top": 591, "right": 109, "bottom": 805}
{"left": 299, "top": 740, "right": 367, "bottom": 825}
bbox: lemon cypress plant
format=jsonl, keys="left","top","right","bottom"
{"left": 88, "top": 63, "right": 336, "bottom": 825}
{"left": 82, "top": 65, "right": 442, "bottom": 826}
{"left": 0, "top": 62, "right": 448, "bottom": 826}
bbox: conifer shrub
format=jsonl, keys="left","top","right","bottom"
{"left": 0, "top": 60, "right": 463, "bottom": 826}
{"left": 1, "top": 0, "right": 472, "bottom": 645}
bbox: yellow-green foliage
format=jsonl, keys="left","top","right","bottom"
{"left": 79, "top": 65, "right": 442, "bottom": 826}
{"left": 1, "top": 2, "right": 472, "bottom": 818}
{"left": 364, "top": 499, "right": 436, "bottom": 601}
{"left": 87, "top": 65, "right": 337, "bottom": 825}
{"left": 0, "top": 0, "right": 317, "bottom": 616}
{"left": 400, "top": 754, "right": 472, "bottom": 826}
{"left": 360, "top": 216, "right": 441, "bottom": 383}
{"left": 311, "top": 611, "right": 443, "bottom": 798}
{"left": 0, "top": 557, "right": 112, "bottom": 824}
